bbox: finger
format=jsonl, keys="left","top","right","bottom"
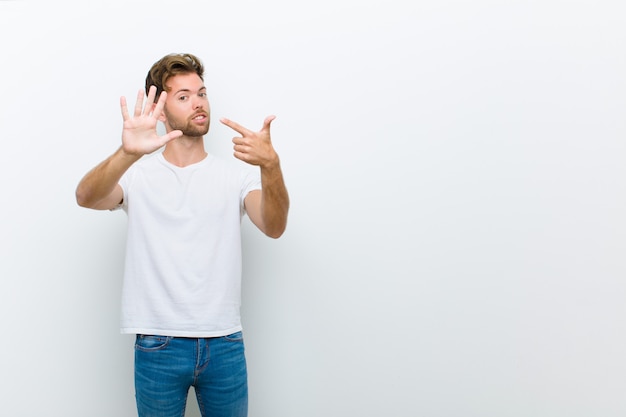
{"left": 233, "top": 143, "right": 250, "bottom": 153}
{"left": 133, "top": 89, "right": 145, "bottom": 118}
{"left": 152, "top": 91, "right": 168, "bottom": 119}
{"left": 261, "top": 115, "right": 276, "bottom": 133}
{"left": 145, "top": 86, "right": 157, "bottom": 114}
{"left": 162, "top": 129, "right": 183, "bottom": 144}
{"left": 152, "top": 130, "right": 183, "bottom": 149}
{"left": 233, "top": 151, "right": 249, "bottom": 163}
{"left": 220, "top": 118, "right": 252, "bottom": 136}
{"left": 231, "top": 136, "right": 246, "bottom": 145}
{"left": 120, "top": 96, "right": 130, "bottom": 121}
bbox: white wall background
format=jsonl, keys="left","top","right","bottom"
{"left": 1, "top": 1, "right": 625, "bottom": 416}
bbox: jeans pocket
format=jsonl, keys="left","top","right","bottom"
{"left": 135, "top": 335, "right": 172, "bottom": 352}
{"left": 224, "top": 331, "right": 244, "bottom": 342}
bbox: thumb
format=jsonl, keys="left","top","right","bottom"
{"left": 160, "top": 129, "right": 183, "bottom": 146}
{"left": 261, "top": 115, "right": 276, "bottom": 133}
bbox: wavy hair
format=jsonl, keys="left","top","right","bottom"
{"left": 145, "top": 53, "right": 204, "bottom": 102}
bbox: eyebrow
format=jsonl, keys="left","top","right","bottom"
{"left": 173, "top": 86, "right": 207, "bottom": 95}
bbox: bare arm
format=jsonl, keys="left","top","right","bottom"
{"left": 221, "top": 116, "right": 289, "bottom": 238}
{"left": 75, "top": 147, "right": 139, "bottom": 210}
{"left": 75, "top": 86, "right": 182, "bottom": 210}
{"left": 244, "top": 160, "right": 289, "bottom": 238}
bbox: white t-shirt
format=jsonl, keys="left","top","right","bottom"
{"left": 117, "top": 152, "right": 261, "bottom": 337}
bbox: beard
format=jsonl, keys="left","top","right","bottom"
{"left": 165, "top": 110, "right": 210, "bottom": 137}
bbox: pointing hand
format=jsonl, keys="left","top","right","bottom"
{"left": 220, "top": 115, "right": 279, "bottom": 168}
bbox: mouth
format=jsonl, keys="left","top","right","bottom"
{"left": 191, "top": 112, "right": 208, "bottom": 123}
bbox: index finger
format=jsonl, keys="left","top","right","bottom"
{"left": 220, "top": 118, "right": 252, "bottom": 136}
{"left": 152, "top": 90, "right": 168, "bottom": 119}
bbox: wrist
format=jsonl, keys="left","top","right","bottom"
{"left": 260, "top": 153, "right": 280, "bottom": 170}
{"left": 118, "top": 146, "right": 143, "bottom": 163}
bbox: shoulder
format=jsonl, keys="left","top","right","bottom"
{"left": 137, "top": 152, "right": 164, "bottom": 168}
{"left": 123, "top": 152, "right": 162, "bottom": 175}
{"left": 119, "top": 152, "right": 165, "bottom": 188}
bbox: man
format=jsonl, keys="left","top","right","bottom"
{"left": 75, "top": 53, "right": 289, "bottom": 417}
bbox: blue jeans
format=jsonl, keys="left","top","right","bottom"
{"left": 134, "top": 332, "right": 248, "bottom": 417}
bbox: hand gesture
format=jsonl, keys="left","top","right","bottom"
{"left": 220, "top": 115, "right": 279, "bottom": 168}
{"left": 119, "top": 86, "right": 182, "bottom": 156}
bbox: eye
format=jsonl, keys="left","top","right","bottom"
{"left": 178, "top": 95, "right": 188, "bottom": 101}
{"left": 199, "top": 92, "right": 207, "bottom": 98}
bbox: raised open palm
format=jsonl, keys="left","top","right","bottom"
{"left": 120, "top": 85, "right": 182, "bottom": 156}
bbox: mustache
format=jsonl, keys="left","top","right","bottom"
{"left": 191, "top": 111, "right": 209, "bottom": 119}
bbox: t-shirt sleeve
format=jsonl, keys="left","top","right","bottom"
{"left": 239, "top": 168, "right": 262, "bottom": 211}
{"left": 113, "top": 168, "right": 132, "bottom": 212}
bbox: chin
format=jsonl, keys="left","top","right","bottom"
{"left": 184, "top": 126, "right": 210, "bottom": 137}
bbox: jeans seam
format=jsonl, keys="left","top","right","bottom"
{"left": 196, "top": 390, "right": 206, "bottom": 416}
{"left": 135, "top": 335, "right": 172, "bottom": 352}
{"left": 224, "top": 331, "right": 244, "bottom": 342}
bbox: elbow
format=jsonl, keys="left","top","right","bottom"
{"left": 266, "top": 230, "right": 285, "bottom": 239}
{"left": 264, "top": 222, "right": 287, "bottom": 239}
{"left": 75, "top": 187, "right": 96, "bottom": 209}
{"left": 75, "top": 189, "right": 89, "bottom": 208}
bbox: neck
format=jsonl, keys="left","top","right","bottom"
{"left": 162, "top": 135, "right": 207, "bottom": 167}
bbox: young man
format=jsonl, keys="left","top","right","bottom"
{"left": 75, "top": 53, "right": 289, "bottom": 417}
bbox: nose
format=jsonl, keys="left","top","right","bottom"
{"left": 192, "top": 97, "right": 203, "bottom": 109}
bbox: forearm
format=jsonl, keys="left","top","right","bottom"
{"left": 75, "top": 146, "right": 140, "bottom": 208}
{"left": 259, "top": 160, "right": 290, "bottom": 238}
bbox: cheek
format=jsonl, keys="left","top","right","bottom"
{"left": 162, "top": 104, "right": 183, "bottom": 121}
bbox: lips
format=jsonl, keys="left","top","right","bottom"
{"left": 191, "top": 112, "right": 208, "bottom": 123}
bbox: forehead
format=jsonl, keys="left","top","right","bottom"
{"left": 165, "top": 73, "right": 205, "bottom": 93}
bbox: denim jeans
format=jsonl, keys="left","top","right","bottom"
{"left": 134, "top": 332, "right": 248, "bottom": 417}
